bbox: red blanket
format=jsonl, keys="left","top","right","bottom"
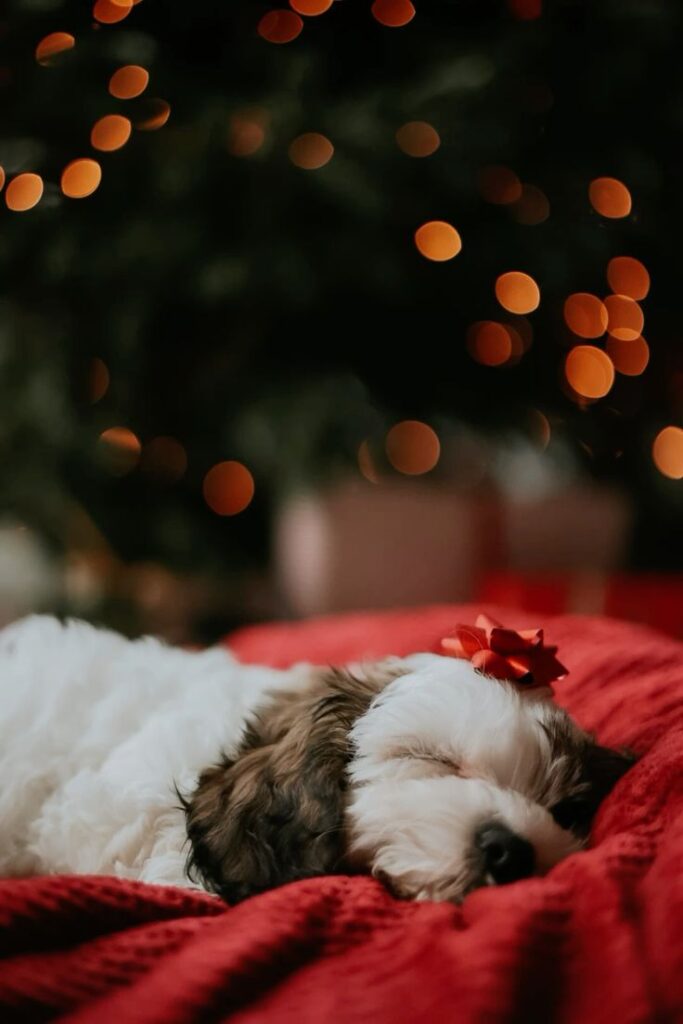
{"left": 1, "top": 605, "right": 682, "bottom": 1023}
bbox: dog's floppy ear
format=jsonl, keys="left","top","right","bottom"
{"left": 182, "top": 663, "right": 400, "bottom": 903}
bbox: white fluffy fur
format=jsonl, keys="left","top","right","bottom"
{"left": 0, "top": 616, "right": 578, "bottom": 899}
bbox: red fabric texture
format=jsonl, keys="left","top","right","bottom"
{"left": 1, "top": 604, "right": 682, "bottom": 1023}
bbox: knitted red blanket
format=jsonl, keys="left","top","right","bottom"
{"left": 1, "top": 605, "right": 682, "bottom": 1023}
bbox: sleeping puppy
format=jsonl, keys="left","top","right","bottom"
{"left": 0, "top": 616, "right": 633, "bottom": 903}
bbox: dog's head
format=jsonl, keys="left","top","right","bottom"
{"left": 183, "top": 654, "right": 633, "bottom": 903}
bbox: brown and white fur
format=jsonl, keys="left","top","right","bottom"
{"left": 0, "top": 616, "right": 632, "bottom": 903}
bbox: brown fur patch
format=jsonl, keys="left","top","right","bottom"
{"left": 181, "top": 661, "right": 403, "bottom": 903}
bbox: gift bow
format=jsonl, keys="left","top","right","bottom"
{"left": 441, "top": 614, "right": 567, "bottom": 692}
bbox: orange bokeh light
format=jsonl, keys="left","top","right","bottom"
{"left": 396, "top": 121, "right": 440, "bottom": 158}
{"left": 371, "top": 0, "right": 416, "bottom": 27}
{"left": 142, "top": 437, "right": 188, "bottom": 482}
{"left": 606, "top": 335, "right": 650, "bottom": 377}
{"left": 228, "top": 110, "right": 268, "bottom": 156}
{"left": 414, "top": 221, "right": 462, "bottom": 261}
{"left": 477, "top": 165, "right": 522, "bottom": 205}
{"left": 99, "top": 427, "right": 141, "bottom": 475}
{"left": 604, "top": 294, "right": 644, "bottom": 341}
{"left": 61, "top": 159, "right": 102, "bottom": 199}
{"left": 386, "top": 421, "right": 440, "bottom": 475}
{"left": 652, "top": 426, "right": 683, "bottom": 480}
{"left": 136, "top": 99, "right": 171, "bottom": 131}
{"left": 0, "top": 166, "right": 5, "bottom": 191}
{"left": 5, "top": 173, "right": 43, "bottom": 212}
{"left": 289, "top": 132, "right": 334, "bottom": 170}
{"left": 88, "top": 358, "right": 110, "bottom": 403}
{"left": 507, "top": 0, "right": 542, "bottom": 18}
{"left": 91, "top": 114, "right": 132, "bottom": 152}
{"left": 511, "top": 183, "right": 550, "bottom": 225}
{"left": 93, "top": 0, "right": 133, "bottom": 25}
{"left": 358, "top": 440, "right": 380, "bottom": 484}
{"left": 203, "top": 461, "right": 255, "bottom": 516}
{"left": 589, "top": 177, "right": 632, "bottom": 219}
{"left": 467, "top": 321, "right": 513, "bottom": 367}
{"left": 109, "top": 65, "right": 149, "bottom": 99}
{"left": 606, "top": 256, "right": 650, "bottom": 301}
{"left": 495, "top": 271, "right": 540, "bottom": 314}
{"left": 290, "top": 0, "right": 333, "bottom": 14}
{"left": 35, "top": 32, "right": 75, "bottom": 65}
{"left": 563, "top": 293, "right": 608, "bottom": 339}
{"left": 258, "top": 10, "right": 304, "bottom": 43}
{"left": 565, "top": 346, "right": 615, "bottom": 400}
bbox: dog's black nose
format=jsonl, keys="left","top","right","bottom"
{"left": 475, "top": 822, "right": 535, "bottom": 884}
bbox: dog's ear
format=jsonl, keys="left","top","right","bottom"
{"left": 583, "top": 742, "right": 636, "bottom": 803}
{"left": 182, "top": 663, "right": 401, "bottom": 903}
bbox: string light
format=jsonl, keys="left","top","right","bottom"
{"left": 606, "top": 335, "right": 650, "bottom": 377}
{"left": 386, "top": 421, "right": 440, "bottom": 475}
{"left": 289, "top": 133, "right": 334, "bottom": 170}
{"left": 290, "top": 0, "right": 333, "bottom": 14}
{"left": 91, "top": 114, "right": 132, "bottom": 152}
{"left": 414, "top": 221, "right": 462, "bottom": 261}
{"left": 477, "top": 165, "right": 522, "bottom": 205}
{"left": 589, "top": 177, "right": 632, "bottom": 219}
{"left": 652, "top": 427, "right": 683, "bottom": 480}
{"left": 563, "top": 293, "right": 608, "bottom": 339}
{"left": 5, "top": 173, "right": 43, "bottom": 212}
{"left": 396, "top": 122, "right": 440, "bottom": 158}
{"left": 93, "top": 0, "right": 133, "bottom": 25}
{"left": 606, "top": 257, "right": 650, "bottom": 301}
{"left": 109, "top": 65, "right": 149, "bottom": 99}
{"left": 495, "top": 271, "right": 540, "bottom": 314}
{"left": 258, "top": 10, "right": 304, "bottom": 43}
{"left": 61, "top": 159, "right": 102, "bottom": 199}
{"left": 203, "top": 461, "right": 255, "bottom": 515}
{"left": 604, "top": 294, "right": 644, "bottom": 341}
{"left": 565, "top": 345, "right": 615, "bottom": 400}
{"left": 371, "top": 1, "right": 416, "bottom": 27}
{"left": 35, "top": 32, "right": 75, "bottom": 65}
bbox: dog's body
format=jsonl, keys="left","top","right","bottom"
{"left": 0, "top": 616, "right": 632, "bottom": 902}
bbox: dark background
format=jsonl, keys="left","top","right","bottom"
{"left": 1, "top": 0, "right": 681, "bottom": 641}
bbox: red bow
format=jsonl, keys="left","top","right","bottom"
{"left": 441, "top": 614, "right": 567, "bottom": 692}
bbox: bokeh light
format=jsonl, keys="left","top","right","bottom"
{"left": 396, "top": 121, "right": 440, "bottom": 158}
{"left": 507, "top": 0, "right": 542, "bottom": 18}
{"left": 258, "top": 10, "right": 304, "bottom": 43}
{"left": 142, "top": 437, "right": 188, "bottom": 482}
{"left": 228, "top": 109, "right": 268, "bottom": 157}
{"left": 414, "top": 221, "right": 462, "bottom": 261}
{"left": 5, "top": 173, "right": 43, "bottom": 212}
{"left": 563, "top": 293, "right": 608, "bottom": 339}
{"left": 289, "top": 133, "right": 334, "bottom": 169}
{"left": 607, "top": 256, "right": 650, "bottom": 301}
{"left": 93, "top": 0, "right": 133, "bottom": 25}
{"left": 88, "top": 358, "right": 110, "bottom": 403}
{"left": 35, "top": 32, "right": 75, "bottom": 65}
{"left": 467, "top": 321, "right": 513, "bottom": 367}
{"left": 589, "top": 177, "right": 632, "bottom": 219}
{"left": 109, "top": 65, "right": 149, "bottom": 99}
{"left": 511, "top": 184, "right": 550, "bottom": 225}
{"left": 136, "top": 99, "right": 171, "bottom": 131}
{"left": 371, "top": 0, "right": 416, "bottom": 27}
{"left": 386, "top": 421, "right": 440, "bottom": 475}
{"left": 527, "top": 409, "right": 551, "bottom": 450}
{"left": 652, "top": 426, "right": 683, "bottom": 480}
{"left": 565, "top": 346, "right": 615, "bottom": 400}
{"left": 99, "top": 427, "right": 141, "bottom": 475}
{"left": 477, "top": 165, "right": 522, "bottom": 205}
{"left": 604, "top": 294, "right": 644, "bottom": 341}
{"left": 606, "top": 335, "right": 650, "bottom": 377}
{"left": 358, "top": 440, "right": 379, "bottom": 483}
{"left": 61, "top": 159, "right": 102, "bottom": 199}
{"left": 91, "top": 114, "right": 132, "bottom": 152}
{"left": 290, "top": 0, "right": 333, "bottom": 14}
{"left": 495, "top": 271, "right": 540, "bottom": 314}
{"left": 203, "top": 461, "right": 255, "bottom": 515}
{"left": 0, "top": 166, "right": 5, "bottom": 191}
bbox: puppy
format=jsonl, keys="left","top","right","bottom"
{"left": 0, "top": 615, "right": 632, "bottom": 903}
